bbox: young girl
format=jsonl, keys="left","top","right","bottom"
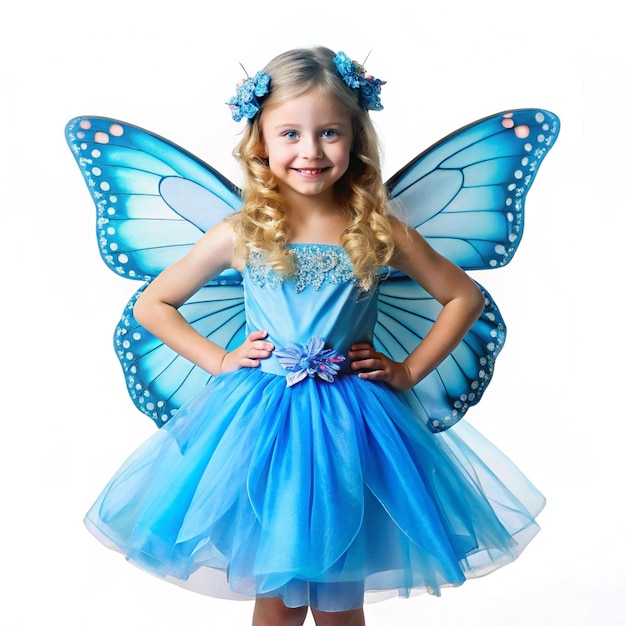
{"left": 85, "top": 47, "right": 544, "bottom": 625}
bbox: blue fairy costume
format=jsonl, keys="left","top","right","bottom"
{"left": 66, "top": 52, "right": 559, "bottom": 612}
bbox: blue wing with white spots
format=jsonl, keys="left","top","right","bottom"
{"left": 67, "top": 110, "right": 559, "bottom": 430}
{"left": 376, "top": 109, "right": 559, "bottom": 431}
{"left": 375, "top": 276, "right": 506, "bottom": 432}
{"left": 65, "top": 116, "right": 245, "bottom": 425}
{"left": 65, "top": 116, "right": 242, "bottom": 282}
{"left": 386, "top": 109, "right": 559, "bottom": 270}
{"left": 115, "top": 282, "right": 246, "bottom": 425}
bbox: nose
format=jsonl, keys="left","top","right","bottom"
{"left": 301, "top": 134, "right": 323, "bottom": 159}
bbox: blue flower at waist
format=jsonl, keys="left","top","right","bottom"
{"left": 274, "top": 337, "right": 346, "bottom": 386}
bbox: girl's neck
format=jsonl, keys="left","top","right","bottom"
{"left": 286, "top": 199, "right": 350, "bottom": 245}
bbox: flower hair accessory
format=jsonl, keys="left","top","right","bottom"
{"left": 275, "top": 336, "right": 345, "bottom": 386}
{"left": 227, "top": 70, "right": 271, "bottom": 122}
{"left": 333, "top": 51, "right": 386, "bottom": 111}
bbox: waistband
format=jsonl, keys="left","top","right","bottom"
{"left": 259, "top": 337, "right": 350, "bottom": 386}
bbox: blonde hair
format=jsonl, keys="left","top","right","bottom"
{"left": 230, "top": 46, "right": 394, "bottom": 290}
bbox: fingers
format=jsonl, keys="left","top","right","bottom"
{"left": 349, "top": 342, "right": 373, "bottom": 350}
{"left": 349, "top": 342, "right": 381, "bottom": 373}
{"left": 349, "top": 343, "right": 414, "bottom": 390}
{"left": 221, "top": 330, "right": 274, "bottom": 372}
{"left": 247, "top": 329, "right": 269, "bottom": 342}
{"left": 245, "top": 330, "right": 274, "bottom": 360}
{"left": 353, "top": 359, "right": 389, "bottom": 380}
{"left": 348, "top": 343, "right": 377, "bottom": 363}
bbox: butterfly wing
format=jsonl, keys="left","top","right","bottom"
{"left": 377, "top": 109, "right": 560, "bottom": 431}
{"left": 67, "top": 111, "right": 560, "bottom": 430}
{"left": 376, "top": 275, "right": 505, "bottom": 432}
{"left": 65, "top": 116, "right": 242, "bottom": 281}
{"left": 387, "top": 109, "right": 560, "bottom": 270}
{"left": 115, "top": 281, "right": 246, "bottom": 425}
{"left": 66, "top": 116, "right": 244, "bottom": 425}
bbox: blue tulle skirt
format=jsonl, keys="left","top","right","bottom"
{"left": 85, "top": 369, "right": 544, "bottom": 611}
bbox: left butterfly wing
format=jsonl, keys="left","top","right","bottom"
{"left": 65, "top": 116, "right": 242, "bottom": 282}
{"left": 66, "top": 116, "right": 245, "bottom": 425}
{"left": 377, "top": 109, "right": 559, "bottom": 431}
{"left": 116, "top": 281, "right": 246, "bottom": 426}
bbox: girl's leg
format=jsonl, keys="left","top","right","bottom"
{"left": 252, "top": 597, "right": 308, "bottom": 626}
{"left": 310, "top": 607, "right": 365, "bottom": 626}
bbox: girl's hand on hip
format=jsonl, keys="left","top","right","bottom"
{"left": 221, "top": 330, "right": 274, "bottom": 372}
{"left": 349, "top": 342, "right": 415, "bottom": 391}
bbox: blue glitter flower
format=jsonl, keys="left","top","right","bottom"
{"left": 227, "top": 71, "right": 271, "bottom": 122}
{"left": 333, "top": 51, "right": 386, "bottom": 111}
{"left": 275, "top": 336, "right": 346, "bottom": 386}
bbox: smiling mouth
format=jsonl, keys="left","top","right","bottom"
{"left": 295, "top": 168, "right": 325, "bottom": 175}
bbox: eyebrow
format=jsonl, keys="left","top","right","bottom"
{"left": 272, "top": 121, "right": 350, "bottom": 131}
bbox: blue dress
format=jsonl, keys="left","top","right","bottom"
{"left": 85, "top": 244, "right": 544, "bottom": 612}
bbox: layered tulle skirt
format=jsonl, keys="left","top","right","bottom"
{"left": 85, "top": 368, "right": 544, "bottom": 611}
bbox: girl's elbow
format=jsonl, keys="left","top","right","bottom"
{"left": 470, "top": 282, "right": 486, "bottom": 318}
{"left": 133, "top": 293, "right": 151, "bottom": 327}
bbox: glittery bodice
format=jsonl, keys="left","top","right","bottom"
{"left": 244, "top": 244, "right": 379, "bottom": 376}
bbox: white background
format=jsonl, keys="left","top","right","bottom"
{"left": 2, "top": 0, "right": 624, "bottom": 624}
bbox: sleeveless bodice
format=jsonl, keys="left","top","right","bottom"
{"left": 244, "top": 244, "right": 378, "bottom": 376}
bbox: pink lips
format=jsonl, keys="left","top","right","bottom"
{"left": 295, "top": 168, "right": 324, "bottom": 177}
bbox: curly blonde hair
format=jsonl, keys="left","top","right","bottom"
{"left": 230, "top": 46, "right": 394, "bottom": 290}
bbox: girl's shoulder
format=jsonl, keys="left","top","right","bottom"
{"left": 195, "top": 219, "right": 236, "bottom": 250}
{"left": 188, "top": 219, "right": 244, "bottom": 273}
{"left": 388, "top": 215, "right": 428, "bottom": 252}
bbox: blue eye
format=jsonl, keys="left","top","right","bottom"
{"left": 322, "top": 129, "right": 337, "bottom": 139}
{"left": 283, "top": 130, "right": 299, "bottom": 140}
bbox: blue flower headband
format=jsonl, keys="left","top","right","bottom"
{"left": 227, "top": 71, "right": 271, "bottom": 123}
{"left": 333, "top": 51, "right": 386, "bottom": 112}
{"left": 227, "top": 51, "right": 386, "bottom": 122}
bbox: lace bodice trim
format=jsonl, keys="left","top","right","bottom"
{"left": 246, "top": 244, "right": 357, "bottom": 292}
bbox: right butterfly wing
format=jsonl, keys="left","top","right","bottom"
{"left": 376, "top": 275, "right": 505, "bottom": 432}
{"left": 387, "top": 109, "right": 560, "bottom": 270}
{"left": 377, "top": 109, "right": 559, "bottom": 430}
{"left": 115, "top": 280, "right": 246, "bottom": 426}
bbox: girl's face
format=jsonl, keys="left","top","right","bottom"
{"left": 261, "top": 91, "right": 353, "bottom": 208}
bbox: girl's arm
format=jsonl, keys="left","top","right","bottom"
{"left": 133, "top": 221, "right": 273, "bottom": 376}
{"left": 349, "top": 217, "right": 485, "bottom": 391}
